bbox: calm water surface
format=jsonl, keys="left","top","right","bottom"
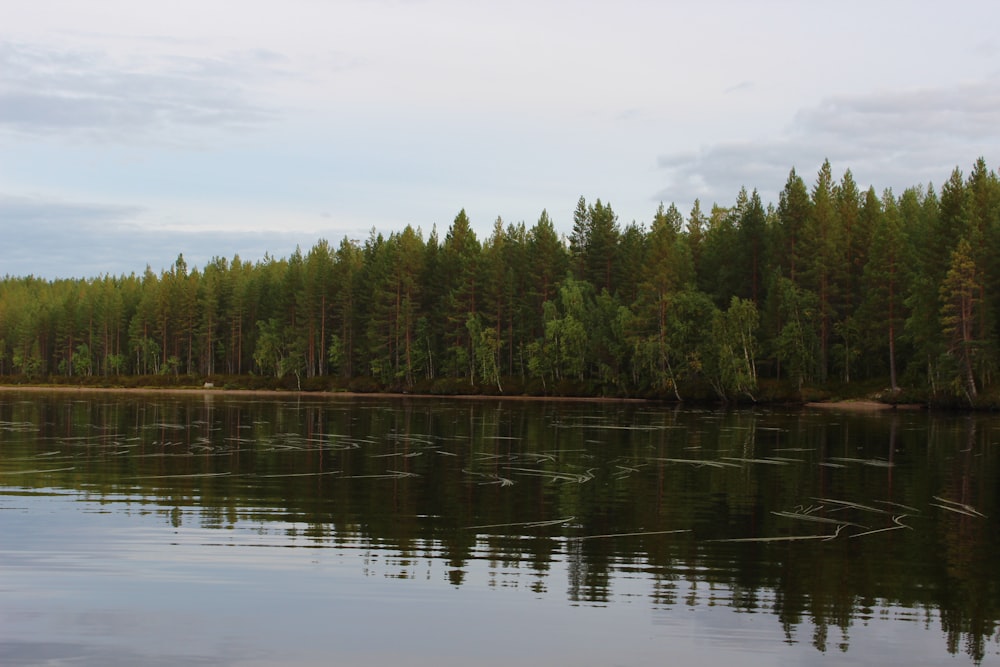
{"left": 0, "top": 391, "right": 997, "bottom": 666}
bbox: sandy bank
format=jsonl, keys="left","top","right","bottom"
{"left": 805, "top": 399, "right": 924, "bottom": 412}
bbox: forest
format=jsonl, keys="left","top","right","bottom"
{"left": 1, "top": 157, "right": 998, "bottom": 405}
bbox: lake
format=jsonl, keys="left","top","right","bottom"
{"left": 0, "top": 391, "right": 997, "bottom": 666}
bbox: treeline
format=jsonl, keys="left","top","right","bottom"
{"left": 2, "top": 158, "right": 999, "bottom": 403}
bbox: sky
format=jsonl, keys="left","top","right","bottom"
{"left": 2, "top": 0, "right": 1000, "bottom": 279}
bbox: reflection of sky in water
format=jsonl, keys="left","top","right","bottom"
{"left": 0, "top": 492, "right": 974, "bottom": 667}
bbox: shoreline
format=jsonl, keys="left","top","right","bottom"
{"left": 0, "top": 385, "right": 929, "bottom": 410}
{"left": 0, "top": 384, "right": 651, "bottom": 403}
{"left": 805, "top": 399, "right": 924, "bottom": 412}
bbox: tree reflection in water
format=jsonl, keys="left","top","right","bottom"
{"left": 0, "top": 392, "right": 997, "bottom": 664}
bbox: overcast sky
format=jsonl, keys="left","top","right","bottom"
{"left": 3, "top": 0, "right": 999, "bottom": 279}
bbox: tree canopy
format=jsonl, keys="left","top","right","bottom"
{"left": 3, "top": 158, "right": 1000, "bottom": 405}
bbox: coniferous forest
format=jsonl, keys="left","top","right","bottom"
{"left": 2, "top": 158, "right": 1000, "bottom": 405}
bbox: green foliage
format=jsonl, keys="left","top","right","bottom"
{"left": 467, "top": 314, "right": 502, "bottom": 391}
{"left": 939, "top": 238, "right": 984, "bottom": 403}
{"left": 327, "top": 334, "right": 343, "bottom": 375}
{"left": 0, "top": 158, "right": 999, "bottom": 404}
{"left": 709, "top": 297, "right": 760, "bottom": 401}
{"left": 570, "top": 197, "right": 621, "bottom": 293}
{"left": 773, "top": 277, "right": 819, "bottom": 393}
{"left": 775, "top": 168, "right": 812, "bottom": 285}
{"left": 860, "top": 189, "right": 908, "bottom": 390}
{"left": 253, "top": 318, "right": 288, "bottom": 378}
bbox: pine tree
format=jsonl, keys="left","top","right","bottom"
{"left": 332, "top": 239, "right": 363, "bottom": 378}
{"left": 775, "top": 168, "right": 812, "bottom": 286}
{"left": 301, "top": 240, "right": 335, "bottom": 377}
{"left": 860, "top": 190, "right": 908, "bottom": 391}
{"left": 440, "top": 210, "right": 481, "bottom": 380}
{"left": 801, "top": 160, "right": 843, "bottom": 382}
{"left": 696, "top": 201, "right": 737, "bottom": 305}
{"left": 585, "top": 199, "right": 620, "bottom": 294}
{"left": 480, "top": 218, "right": 509, "bottom": 384}
{"left": 640, "top": 202, "right": 693, "bottom": 373}
{"left": 964, "top": 158, "right": 1000, "bottom": 381}
{"left": 940, "top": 238, "right": 981, "bottom": 402}
{"left": 685, "top": 199, "right": 707, "bottom": 279}
{"left": 737, "top": 189, "right": 767, "bottom": 304}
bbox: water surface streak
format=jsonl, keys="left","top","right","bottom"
{"left": 0, "top": 392, "right": 997, "bottom": 665}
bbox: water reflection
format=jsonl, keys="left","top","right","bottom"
{"left": 0, "top": 392, "right": 998, "bottom": 665}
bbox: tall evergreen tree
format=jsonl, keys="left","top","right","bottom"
{"left": 964, "top": 158, "right": 1000, "bottom": 376}
{"left": 585, "top": 199, "right": 621, "bottom": 294}
{"left": 800, "top": 160, "right": 843, "bottom": 382}
{"left": 480, "top": 218, "right": 509, "bottom": 383}
{"left": 901, "top": 185, "right": 946, "bottom": 388}
{"left": 440, "top": 210, "right": 481, "bottom": 380}
{"left": 860, "top": 190, "right": 908, "bottom": 391}
{"left": 775, "top": 168, "right": 812, "bottom": 286}
{"left": 527, "top": 209, "right": 567, "bottom": 321}
{"left": 685, "top": 199, "right": 707, "bottom": 279}
{"left": 197, "top": 257, "right": 227, "bottom": 376}
{"left": 332, "top": 239, "right": 363, "bottom": 378}
{"left": 501, "top": 221, "right": 532, "bottom": 376}
{"left": 617, "top": 220, "right": 648, "bottom": 306}
{"left": 696, "top": 201, "right": 738, "bottom": 306}
{"left": 940, "top": 238, "right": 982, "bottom": 402}
{"left": 300, "top": 240, "right": 335, "bottom": 377}
{"left": 737, "top": 189, "right": 768, "bottom": 305}
{"left": 836, "top": 170, "right": 866, "bottom": 316}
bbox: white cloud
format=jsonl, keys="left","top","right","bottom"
{"left": 0, "top": 195, "right": 320, "bottom": 279}
{"left": 655, "top": 80, "right": 1000, "bottom": 209}
{"left": 0, "top": 41, "right": 279, "bottom": 142}
{"left": 2, "top": 0, "right": 1000, "bottom": 278}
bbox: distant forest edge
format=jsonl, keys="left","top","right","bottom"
{"left": 3, "top": 158, "right": 1000, "bottom": 406}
